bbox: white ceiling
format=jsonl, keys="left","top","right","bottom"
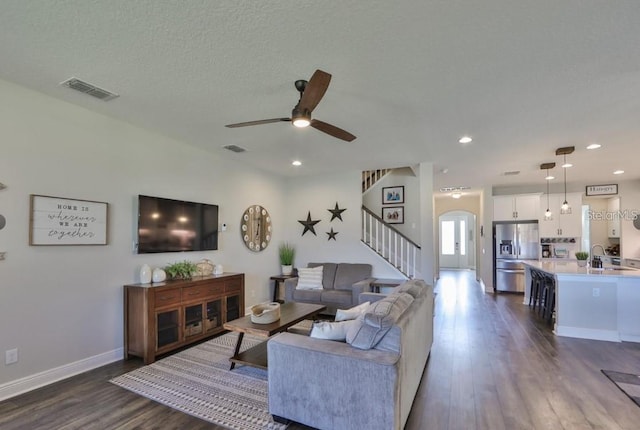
{"left": 2, "top": 1, "right": 639, "bottom": 195}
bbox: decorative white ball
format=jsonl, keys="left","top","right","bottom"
{"left": 152, "top": 268, "right": 167, "bottom": 283}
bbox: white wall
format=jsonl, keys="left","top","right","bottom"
{"left": 362, "top": 167, "right": 420, "bottom": 243}
{"left": 0, "top": 78, "right": 290, "bottom": 392}
{"left": 285, "top": 171, "right": 405, "bottom": 279}
{"left": 0, "top": 78, "right": 430, "bottom": 396}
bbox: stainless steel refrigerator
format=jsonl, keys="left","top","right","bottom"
{"left": 493, "top": 221, "right": 539, "bottom": 292}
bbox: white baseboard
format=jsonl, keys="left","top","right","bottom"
{"left": 620, "top": 334, "right": 640, "bottom": 343}
{"left": 0, "top": 348, "right": 123, "bottom": 401}
{"left": 555, "top": 326, "right": 620, "bottom": 342}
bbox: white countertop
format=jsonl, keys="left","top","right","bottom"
{"left": 524, "top": 260, "right": 640, "bottom": 278}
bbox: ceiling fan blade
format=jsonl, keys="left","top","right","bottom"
{"left": 225, "top": 118, "right": 290, "bottom": 128}
{"left": 310, "top": 119, "right": 356, "bottom": 142}
{"left": 298, "top": 69, "right": 331, "bottom": 113}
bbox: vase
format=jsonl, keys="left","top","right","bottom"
{"left": 577, "top": 260, "right": 588, "bottom": 267}
{"left": 281, "top": 265, "right": 293, "bottom": 276}
{"left": 152, "top": 268, "right": 167, "bottom": 283}
{"left": 140, "top": 264, "right": 152, "bottom": 284}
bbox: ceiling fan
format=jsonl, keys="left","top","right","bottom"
{"left": 225, "top": 69, "right": 356, "bottom": 142}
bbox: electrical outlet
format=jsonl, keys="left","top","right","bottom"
{"left": 5, "top": 348, "right": 18, "bottom": 365}
{"left": 593, "top": 288, "right": 600, "bottom": 297}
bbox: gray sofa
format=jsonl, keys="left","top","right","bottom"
{"left": 268, "top": 279, "right": 434, "bottom": 430}
{"left": 284, "top": 262, "right": 374, "bottom": 312}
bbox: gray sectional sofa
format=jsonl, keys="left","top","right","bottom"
{"left": 284, "top": 262, "right": 374, "bottom": 312}
{"left": 268, "top": 279, "right": 434, "bottom": 430}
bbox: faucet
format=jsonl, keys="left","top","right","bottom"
{"left": 591, "top": 244, "right": 607, "bottom": 257}
{"left": 590, "top": 244, "right": 607, "bottom": 268}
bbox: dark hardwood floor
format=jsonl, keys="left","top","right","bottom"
{"left": 2, "top": 270, "right": 640, "bottom": 429}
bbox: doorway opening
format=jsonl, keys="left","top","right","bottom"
{"left": 439, "top": 211, "right": 476, "bottom": 272}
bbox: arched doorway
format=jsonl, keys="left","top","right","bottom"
{"left": 439, "top": 210, "right": 476, "bottom": 271}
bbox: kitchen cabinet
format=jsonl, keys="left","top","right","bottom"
{"left": 493, "top": 194, "right": 540, "bottom": 221}
{"left": 607, "top": 197, "right": 620, "bottom": 238}
{"left": 539, "top": 192, "right": 582, "bottom": 238}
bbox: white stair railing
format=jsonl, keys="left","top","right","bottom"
{"left": 362, "top": 169, "right": 391, "bottom": 193}
{"left": 361, "top": 205, "right": 420, "bottom": 279}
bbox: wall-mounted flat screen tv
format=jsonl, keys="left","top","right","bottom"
{"left": 137, "top": 195, "right": 219, "bottom": 254}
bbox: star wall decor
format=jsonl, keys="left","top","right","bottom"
{"left": 328, "top": 202, "right": 346, "bottom": 222}
{"left": 326, "top": 227, "right": 338, "bottom": 241}
{"left": 298, "top": 211, "right": 320, "bottom": 236}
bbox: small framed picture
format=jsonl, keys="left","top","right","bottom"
{"left": 382, "top": 186, "right": 404, "bottom": 204}
{"left": 382, "top": 206, "right": 404, "bottom": 224}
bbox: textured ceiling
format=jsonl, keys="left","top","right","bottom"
{"left": 2, "top": 1, "right": 640, "bottom": 195}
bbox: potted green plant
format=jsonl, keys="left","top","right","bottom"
{"left": 278, "top": 242, "right": 295, "bottom": 276}
{"left": 575, "top": 251, "right": 589, "bottom": 267}
{"left": 165, "top": 260, "right": 197, "bottom": 280}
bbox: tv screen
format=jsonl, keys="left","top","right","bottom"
{"left": 137, "top": 195, "right": 219, "bottom": 254}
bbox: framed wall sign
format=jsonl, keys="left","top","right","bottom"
{"left": 382, "top": 186, "right": 404, "bottom": 204}
{"left": 585, "top": 184, "right": 618, "bottom": 196}
{"left": 29, "top": 194, "right": 108, "bottom": 245}
{"left": 382, "top": 206, "right": 404, "bottom": 224}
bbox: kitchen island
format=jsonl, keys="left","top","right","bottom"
{"left": 524, "top": 261, "right": 640, "bottom": 343}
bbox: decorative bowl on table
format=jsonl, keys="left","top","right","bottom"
{"left": 250, "top": 302, "right": 281, "bottom": 324}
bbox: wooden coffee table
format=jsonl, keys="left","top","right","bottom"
{"left": 223, "top": 302, "right": 326, "bottom": 370}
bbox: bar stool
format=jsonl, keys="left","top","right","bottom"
{"left": 529, "top": 270, "right": 541, "bottom": 309}
{"left": 543, "top": 275, "right": 556, "bottom": 323}
{"left": 539, "top": 274, "right": 555, "bottom": 322}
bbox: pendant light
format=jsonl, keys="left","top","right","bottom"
{"left": 561, "top": 155, "right": 569, "bottom": 211}
{"left": 540, "top": 162, "right": 555, "bottom": 219}
{"left": 555, "top": 146, "right": 575, "bottom": 213}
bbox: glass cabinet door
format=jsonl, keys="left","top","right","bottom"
{"left": 156, "top": 309, "right": 179, "bottom": 349}
{"left": 184, "top": 304, "right": 203, "bottom": 337}
{"left": 226, "top": 295, "right": 240, "bottom": 321}
{"left": 205, "top": 299, "right": 222, "bottom": 332}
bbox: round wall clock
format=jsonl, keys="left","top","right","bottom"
{"left": 240, "top": 205, "right": 272, "bottom": 252}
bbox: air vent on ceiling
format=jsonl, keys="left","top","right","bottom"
{"left": 223, "top": 144, "right": 247, "bottom": 153}
{"left": 503, "top": 170, "right": 520, "bottom": 176}
{"left": 60, "top": 77, "right": 119, "bottom": 101}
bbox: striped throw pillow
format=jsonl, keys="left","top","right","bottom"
{"left": 296, "top": 266, "right": 324, "bottom": 290}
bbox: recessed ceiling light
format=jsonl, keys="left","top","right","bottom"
{"left": 292, "top": 160, "right": 302, "bottom": 166}
{"left": 545, "top": 175, "right": 555, "bottom": 180}
{"left": 451, "top": 192, "right": 462, "bottom": 199}
{"left": 458, "top": 136, "right": 473, "bottom": 144}
{"left": 586, "top": 143, "right": 601, "bottom": 150}
{"left": 613, "top": 170, "right": 624, "bottom": 175}
{"left": 562, "top": 163, "right": 573, "bottom": 168}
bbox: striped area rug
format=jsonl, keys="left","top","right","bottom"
{"left": 110, "top": 332, "right": 287, "bottom": 430}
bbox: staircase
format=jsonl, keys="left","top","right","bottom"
{"left": 361, "top": 205, "right": 420, "bottom": 279}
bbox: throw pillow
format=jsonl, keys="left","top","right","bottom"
{"left": 296, "top": 266, "right": 324, "bottom": 290}
{"left": 346, "top": 292, "right": 414, "bottom": 350}
{"left": 395, "top": 280, "right": 425, "bottom": 298}
{"left": 310, "top": 320, "right": 359, "bottom": 341}
{"left": 335, "top": 301, "right": 371, "bottom": 322}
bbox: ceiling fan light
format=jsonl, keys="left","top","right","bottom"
{"left": 292, "top": 107, "right": 311, "bottom": 128}
{"left": 293, "top": 118, "right": 310, "bottom": 128}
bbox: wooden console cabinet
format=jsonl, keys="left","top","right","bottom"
{"left": 124, "top": 273, "right": 244, "bottom": 364}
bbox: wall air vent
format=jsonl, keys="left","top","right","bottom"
{"left": 503, "top": 170, "right": 520, "bottom": 176}
{"left": 223, "top": 144, "right": 247, "bottom": 153}
{"left": 60, "top": 77, "right": 119, "bottom": 101}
